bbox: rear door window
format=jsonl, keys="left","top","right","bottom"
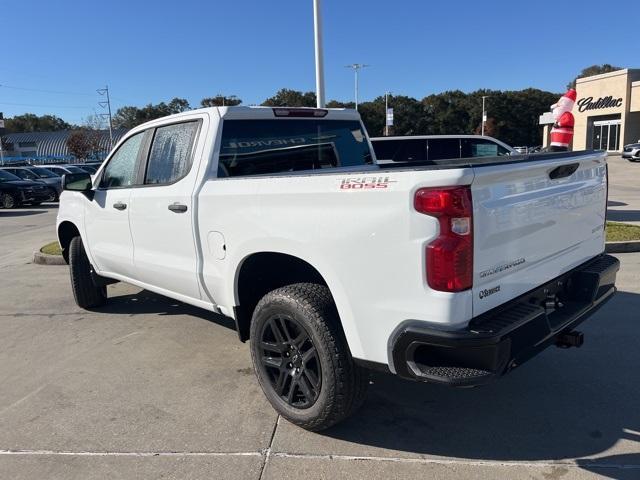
{"left": 219, "top": 119, "right": 371, "bottom": 177}
{"left": 427, "top": 139, "right": 460, "bottom": 161}
{"left": 145, "top": 121, "right": 199, "bottom": 185}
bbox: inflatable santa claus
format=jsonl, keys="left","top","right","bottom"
{"left": 549, "top": 89, "right": 576, "bottom": 151}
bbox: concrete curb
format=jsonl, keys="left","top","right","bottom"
{"left": 605, "top": 240, "right": 640, "bottom": 254}
{"left": 32, "top": 251, "right": 67, "bottom": 266}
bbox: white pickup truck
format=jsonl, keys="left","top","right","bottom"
{"left": 57, "top": 106, "right": 619, "bottom": 430}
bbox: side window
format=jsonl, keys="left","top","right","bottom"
{"left": 145, "top": 122, "right": 199, "bottom": 185}
{"left": 372, "top": 139, "right": 426, "bottom": 162}
{"left": 461, "top": 139, "right": 509, "bottom": 158}
{"left": 100, "top": 132, "right": 145, "bottom": 188}
{"left": 372, "top": 140, "right": 401, "bottom": 160}
{"left": 427, "top": 139, "right": 460, "bottom": 161}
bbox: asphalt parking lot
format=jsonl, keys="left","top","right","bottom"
{"left": 607, "top": 154, "right": 640, "bottom": 225}
{"left": 1, "top": 157, "right": 639, "bottom": 479}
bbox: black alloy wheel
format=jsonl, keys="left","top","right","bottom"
{"left": 258, "top": 314, "right": 321, "bottom": 408}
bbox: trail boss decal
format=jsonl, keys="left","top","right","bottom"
{"left": 479, "top": 285, "right": 500, "bottom": 299}
{"left": 340, "top": 176, "right": 397, "bottom": 190}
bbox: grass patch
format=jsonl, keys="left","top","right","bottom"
{"left": 40, "top": 241, "right": 62, "bottom": 256}
{"left": 606, "top": 222, "right": 640, "bottom": 242}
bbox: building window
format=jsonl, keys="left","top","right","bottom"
{"left": 590, "top": 116, "right": 621, "bottom": 151}
{"left": 18, "top": 142, "right": 37, "bottom": 148}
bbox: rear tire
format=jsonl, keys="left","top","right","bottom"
{"left": 69, "top": 236, "right": 107, "bottom": 309}
{"left": 1, "top": 193, "right": 17, "bottom": 209}
{"left": 249, "top": 283, "right": 368, "bottom": 431}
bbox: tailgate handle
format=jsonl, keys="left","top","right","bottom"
{"left": 549, "top": 163, "right": 579, "bottom": 180}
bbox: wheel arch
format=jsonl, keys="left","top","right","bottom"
{"left": 233, "top": 251, "right": 335, "bottom": 343}
{"left": 57, "top": 221, "right": 81, "bottom": 264}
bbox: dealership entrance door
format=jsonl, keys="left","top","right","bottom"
{"left": 591, "top": 119, "right": 621, "bottom": 151}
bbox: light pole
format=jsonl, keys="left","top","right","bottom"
{"left": 481, "top": 95, "right": 488, "bottom": 136}
{"left": 384, "top": 91, "right": 390, "bottom": 136}
{"left": 217, "top": 94, "right": 239, "bottom": 106}
{"left": 345, "top": 64, "right": 369, "bottom": 110}
{"left": 313, "top": 0, "right": 326, "bottom": 108}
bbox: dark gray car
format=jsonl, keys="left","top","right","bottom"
{"left": 0, "top": 167, "right": 61, "bottom": 201}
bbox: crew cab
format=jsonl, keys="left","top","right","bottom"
{"left": 57, "top": 106, "right": 618, "bottom": 430}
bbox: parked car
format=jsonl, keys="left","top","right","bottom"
{"left": 66, "top": 164, "right": 99, "bottom": 174}
{"left": 0, "top": 169, "right": 52, "bottom": 208}
{"left": 513, "top": 146, "right": 528, "bottom": 154}
{"left": 34, "top": 165, "right": 90, "bottom": 177}
{"left": 370, "top": 135, "right": 514, "bottom": 164}
{"left": 57, "top": 106, "right": 618, "bottom": 431}
{"left": 621, "top": 142, "right": 640, "bottom": 161}
{"left": 0, "top": 166, "right": 61, "bottom": 201}
{"left": 528, "top": 145, "right": 543, "bottom": 153}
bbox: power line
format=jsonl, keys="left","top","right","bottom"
{"left": 0, "top": 84, "right": 96, "bottom": 97}
{"left": 0, "top": 101, "right": 92, "bottom": 109}
{"left": 0, "top": 84, "right": 135, "bottom": 104}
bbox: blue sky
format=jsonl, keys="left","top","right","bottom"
{"left": 1, "top": 0, "right": 637, "bottom": 125}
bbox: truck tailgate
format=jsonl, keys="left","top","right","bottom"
{"left": 471, "top": 151, "right": 608, "bottom": 316}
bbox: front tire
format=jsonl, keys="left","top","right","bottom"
{"left": 250, "top": 283, "right": 368, "bottom": 431}
{"left": 1, "top": 193, "right": 17, "bottom": 209}
{"left": 69, "top": 236, "right": 107, "bottom": 309}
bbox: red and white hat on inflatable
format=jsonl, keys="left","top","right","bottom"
{"left": 563, "top": 89, "right": 577, "bottom": 102}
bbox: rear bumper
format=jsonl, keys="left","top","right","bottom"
{"left": 389, "top": 254, "right": 620, "bottom": 387}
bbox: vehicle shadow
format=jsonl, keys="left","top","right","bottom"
{"left": 320, "top": 291, "right": 640, "bottom": 475}
{"left": 607, "top": 210, "right": 640, "bottom": 222}
{"left": 99, "top": 289, "right": 236, "bottom": 331}
{"left": 0, "top": 210, "right": 46, "bottom": 217}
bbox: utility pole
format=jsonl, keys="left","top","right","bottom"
{"left": 97, "top": 86, "right": 114, "bottom": 150}
{"left": 345, "top": 64, "right": 369, "bottom": 110}
{"left": 481, "top": 95, "right": 488, "bottom": 136}
{"left": 313, "top": 0, "right": 326, "bottom": 108}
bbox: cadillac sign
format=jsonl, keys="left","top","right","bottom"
{"left": 577, "top": 96, "right": 623, "bottom": 113}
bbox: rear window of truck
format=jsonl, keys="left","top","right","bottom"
{"left": 218, "top": 120, "right": 372, "bottom": 177}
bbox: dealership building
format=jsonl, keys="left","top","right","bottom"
{"left": 540, "top": 68, "right": 640, "bottom": 152}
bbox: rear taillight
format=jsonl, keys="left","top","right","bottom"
{"left": 415, "top": 186, "right": 473, "bottom": 292}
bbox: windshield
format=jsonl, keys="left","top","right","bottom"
{"left": 0, "top": 170, "right": 23, "bottom": 182}
{"left": 219, "top": 119, "right": 372, "bottom": 177}
{"left": 14, "top": 169, "right": 38, "bottom": 180}
{"left": 65, "top": 166, "right": 87, "bottom": 174}
{"left": 29, "top": 168, "right": 59, "bottom": 178}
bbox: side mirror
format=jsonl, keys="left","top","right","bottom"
{"left": 63, "top": 172, "right": 92, "bottom": 192}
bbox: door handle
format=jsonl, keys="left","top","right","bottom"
{"left": 168, "top": 202, "right": 188, "bottom": 213}
{"left": 548, "top": 163, "right": 579, "bottom": 180}
{"left": 113, "top": 202, "right": 127, "bottom": 211}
